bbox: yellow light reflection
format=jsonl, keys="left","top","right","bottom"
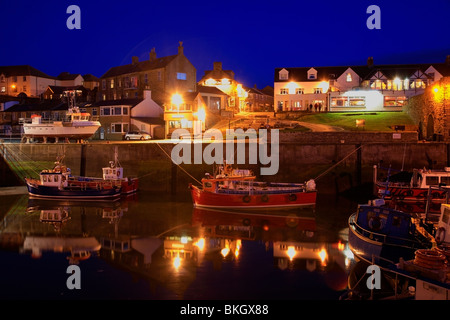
{"left": 434, "top": 87, "right": 439, "bottom": 93}
{"left": 318, "top": 248, "right": 327, "bottom": 265}
{"left": 287, "top": 246, "right": 296, "bottom": 261}
{"left": 194, "top": 238, "right": 205, "bottom": 251}
{"left": 173, "top": 256, "right": 181, "bottom": 269}
{"left": 221, "top": 247, "right": 230, "bottom": 257}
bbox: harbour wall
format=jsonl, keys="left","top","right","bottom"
{"left": 1, "top": 138, "right": 449, "bottom": 196}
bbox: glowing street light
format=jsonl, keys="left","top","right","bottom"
{"left": 171, "top": 93, "right": 183, "bottom": 111}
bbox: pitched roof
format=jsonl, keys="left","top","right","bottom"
{"left": 92, "top": 98, "right": 143, "bottom": 108}
{"left": 4, "top": 100, "right": 66, "bottom": 112}
{"left": 47, "top": 85, "right": 87, "bottom": 95}
{"left": 100, "top": 55, "right": 178, "bottom": 78}
{"left": 57, "top": 72, "right": 81, "bottom": 80}
{"left": 0, "top": 65, "right": 55, "bottom": 79}
{"left": 82, "top": 74, "right": 99, "bottom": 81}
{"left": 197, "top": 85, "right": 230, "bottom": 96}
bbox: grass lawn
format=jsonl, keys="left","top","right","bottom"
{"left": 297, "top": 111, "right": 416, "bottom": 131}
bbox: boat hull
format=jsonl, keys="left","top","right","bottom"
{"left": 376, "top": 183, "right": 447, "bottom": 203}
{"left": 189, "top": 184, "right": 316, "bottom": 209}
{"left": 22, "top": 121, "right": 100, "bottom": 140}
{"left": 68, "top": 177, "right": 138, "bottom": 194}
{"left": 26, "top": 180, "right": 121, "bottom": 200}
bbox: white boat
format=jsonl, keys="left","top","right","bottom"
{"left": 21, "top": 106, "right": 100, "bottom": 143}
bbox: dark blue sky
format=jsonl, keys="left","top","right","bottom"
{"left": 1, "top": 0, "right": 449, "bottom": 89}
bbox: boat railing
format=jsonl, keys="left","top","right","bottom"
{"left": 349, "top": 214, "right": 426, "bottom": 249}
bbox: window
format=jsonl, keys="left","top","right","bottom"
{"left": 123, "top": 107, "right": 128, "bottom": 115}
{"left": 384, "top": 96, "right": 406, "bottom": 107}
{"left": 0, "top": 75, "right": 4, "bottom": 83}
{"left": 92, "top": 108, "right": 98, "bottom": 116}
{"left": 295, "top": 88, "right": 304, "bottom": 94}
{"left": 346, "top": 73, "right": 352, "bottom": 82}
{"left": 23, "top": 76, "right": 27, "bottom": 82}
{"left": 280, "top": 88, "right": 288, "bottom": 95}
{"left": 102, "top": 80, "right": 106, "bottom": 90}
{"left": 23, "top": 86, "right": 26, "bottom": 92}
{"left": 425, "top": 176, "right": 439, "bottom": 186}
{"left": 177, "top": 72, "right": 187, "bottom": 80}
{"left": 313, "top": 88, "right": 322, "bottom": 94}
{"left": 114, "top": 107, "right": 122, "bottom": 115}
{"left": 130, "top": 76, "right": 138, "bottom": 88}
{"left": 1, "top": 87, "right": 5, "bottom": 93}
{"left": 349, "top": 97, "right": 365, "bottom": 106}
{"left": 110, "top": 79, "right": 114, "bottom": 89}
{"left": 144, "top": 73, "right": 148, "bottom": 84}
{"left": 279, "top": 73, "right": 288, "bottom": 80}
{"left": 157, "top": 71, "right": 162, "bottom": 81}
{"left": 101, "top": 107, "right": 111, "bottom": 116}
{"left": 440, "top": 176, "right": 450, "bottom": 186}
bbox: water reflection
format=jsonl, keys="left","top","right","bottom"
{"left": 0, "top": 193, "right": 357, "bottom": 299}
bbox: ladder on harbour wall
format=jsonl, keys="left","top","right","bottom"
{"left": 0, "top": 142, "right": 50, "bottom": 185}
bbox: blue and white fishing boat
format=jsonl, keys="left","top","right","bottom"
{"left": 25, "top": 156, "right": 122, "bottom": 200}
{"left": 348, "top": 199, "right": 434, "bottom": 266}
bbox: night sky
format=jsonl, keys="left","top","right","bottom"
{"left": 1, "top": 0, "right": 449, "bottom": 89}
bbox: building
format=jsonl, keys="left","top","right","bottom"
{"left": 198, "top": 62, "right": 248, "bottom": 113}
{"left": 99, "top": 42, "right": 196, "bottom": 106}
{"left": 56, "top": 72, "right": 84, "bottom": 87}
{"left": 163, "top": 91, "right": 207, "bottom": 138}
{"left": 0, "top": 65, "right": 57, "bottom": 98}
{"left": 244, "top": 85, "right": 274, "bottom": 112}
{"left": 91, "top": 90, "right": 164, "bottom": 140}
{"left": 274, "top": 56, "right": 450, "bottom": 113}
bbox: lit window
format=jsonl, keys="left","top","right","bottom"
{"left": 177, "top": 73, "right": 187, "bottom": 80}
{"left": 295, "top": 88, "right": 304, "bottom": 94}
{"left": 279, "top": 72, "right": 288, "bottom": 80}
{"left": 346, "top": 73, "right": 352, "bottom": 82}
{"left": 102, "top": 80, "right": 106, "bottom": 90}
{"left": 314, "top": 88, "right": 322, "bottom": 94}
{"left": 280, "top": 88, "right": 288, "bottom": 95}
{"left": 0, "top": 87, "right": 5, "bottom": 93}
{"left": 110, "top": 79, "right": 114, "bottom": 89}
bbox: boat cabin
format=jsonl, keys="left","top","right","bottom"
{"left": 103, "top": 161, "right": 123, "bottom": 180}
{"left": 355, "top": 204, "right": 416, "bottom": 239}
{"left": 39, "top": 171, "right": 69, "bottom": 187}
{"left": 413, "top": 168, "right": 450, "bottom": 188}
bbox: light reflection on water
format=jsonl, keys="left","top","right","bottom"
{"left": 0, "top": 192, "right": 358, "bottom": 300}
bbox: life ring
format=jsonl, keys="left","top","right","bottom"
{"left": 368, "top": 216, "right": 383, "bottom": 231}
{"left": 243, "top": 195, "right": 251, "bottom": 203}
{"left": 435, "top": 227, "right": 446, "bottom": 245}
{"left": 289, "top": 194, "right": 297, "bottom": 201}
{"left": 414, "top": 249, "right": 447, "bottom": 269}
{"left": 261, "top": 194, "right": 269, "bottom": 202}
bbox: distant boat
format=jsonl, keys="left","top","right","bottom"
{"left": 25, "top": 156, "right": 122, "bottom": 200}
{"left": 375, "top": 166, "right": 450, "bottom": 204}
{"left": 348, "top": 198, "right": 434, "bottom": 266}
{"left": 189, "top": 162, "right": 317, "bottom": 210}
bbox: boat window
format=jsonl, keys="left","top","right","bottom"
{"left": 43, "top": 175, "right": 47, "bottom": 182}
{"left": 48, "top": 175, "right": 53, "bottom": 182}
{"left": 443, "top": 207, "right": 450, "bottom": 224}
{"left": 440, "top": 176, "right": 450, "bottom": 186}
{"left": 205, "top": 182, "right": 212, "bottom": 188}
{"left": 392, "top": 216, "right": 402, "bottom": 227}
{"left": 425, "top": 176, "right": 439, "bottom": 186}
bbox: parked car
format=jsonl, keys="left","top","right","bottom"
{"left": 124, "top": 131, "right": 151, "bottom": 141}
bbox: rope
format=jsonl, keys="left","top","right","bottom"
{"left": 314, "top": 144, "right": 364, "bottom": 182}
{"left": 154, "top": 142, "right": 202, "bottom": 185}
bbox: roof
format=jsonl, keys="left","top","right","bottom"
{"left": 275, "top": 60, "right": 450, "bottom": 82}
{"left": 0, "top": 65, "right": 55, "bottom": 79}
{"left": 200, "top": 69, "right": 235, "bottom": 82}
{"left": 82, "top": 74, "right": 99, "bottom": 81}
{"left": 197, "top": 85, "right": 230, "bottom": 96}
{"left": 101, "top": 55, "right": 178, "bottom": 78}
{"left": 3, "top": 100, "right": 66, "bottom": 112}
{"left": 131, "top": 117, "right": 165, "bottom": 126}
{"left": 57, "top": 72, "right": 81, "bottom": 80}
{"left": 92, "top": 98, "right": 143, "bottom": 108}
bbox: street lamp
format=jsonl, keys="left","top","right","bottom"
{"left": 171, "top": 93, "right": 183, "bottom": 111}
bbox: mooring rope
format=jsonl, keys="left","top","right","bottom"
{"left": 313, "top": 144, "right": 364, "bottom": 182}
{"left": 154, "top": 142, "right": 202, "bottom": 185}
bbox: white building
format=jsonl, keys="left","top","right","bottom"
{"left": 0, "top": 65, "right": 57, "bottom": 98}
{"left": 274, "top": 56, "right": 450, "bottom": 113}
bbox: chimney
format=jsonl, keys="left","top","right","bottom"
{"left": 132, "top": 56, "right": 139, "bottom": 65}
{"left": 367, "top": 57, "right": 374, "bottom": 68}
{"left": 213, "top": 62, "right": 222, "bottom": 71}
{"left": 149, "top": 48, "right": 157, "bottom": 61}
{"left": 178, "top": 41, "right": 184, "bottom": 55}
{"left": 144, "top": 89, "right": 151, "bottom": 100}
{"left": 446, "top": 55, "right": 450, "bottom": 66}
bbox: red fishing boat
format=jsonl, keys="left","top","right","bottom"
{"left": 189, "top": 163, "right": 317, "bottom": 210}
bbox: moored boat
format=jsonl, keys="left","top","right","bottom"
{"left": 189, "top": 162, "right": 317, "bottom": 210}
{"left": 25, "top": 156, "right": 122, "bottom": 200}
{"left": 348, "top": 199, "right": 434, "bottom": 266}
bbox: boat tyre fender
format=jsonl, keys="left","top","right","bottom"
{"left": 289, "top": 194, "right": 297, "bottom": 201}
{"left": 435, "top": 227, "right": 446, "bottom": 245}
{"left": 243, "top": 195, "right": 251, "bottom": 203}
{"left": 261, "top": 194, "right": 269, "bottom": 202}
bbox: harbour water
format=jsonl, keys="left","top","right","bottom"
{"left": 0, "top": 190, "right": 362, "bottom": 300}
